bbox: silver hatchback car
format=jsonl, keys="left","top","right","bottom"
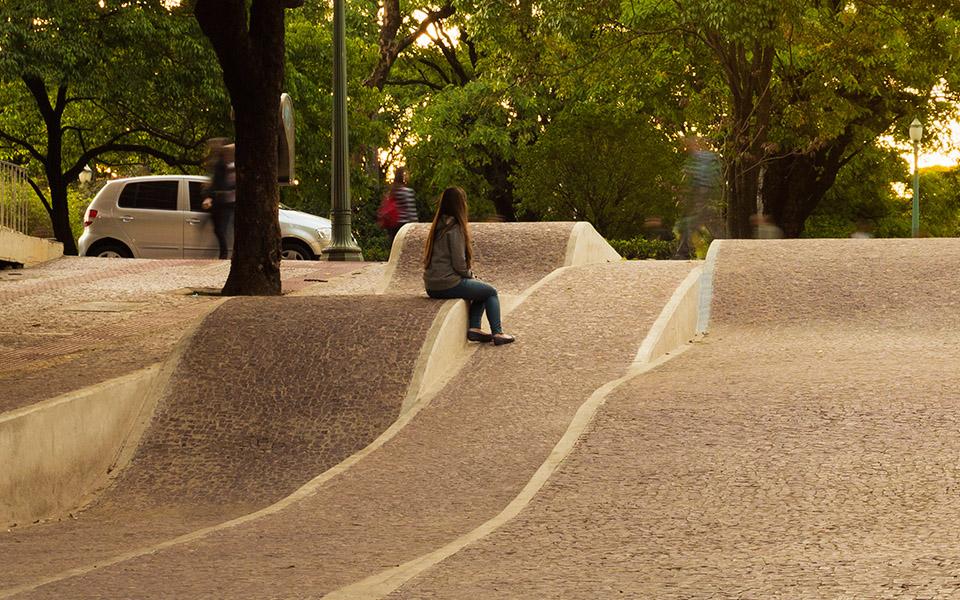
{"left": 78, "top": 175, "right": 331, "bottom": 260}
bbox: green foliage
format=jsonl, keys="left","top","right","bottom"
{"left": 25, "top": 183, "right": 91, "bottom": 242}
{"left": 0, "top": 0, "right": 228, "bottom": 251}
{"left": 607, "top": 237, "right": 677, "bottom": 260}
{"left": 915, "top": 167, "right": 960, "bottom": 238}
{"left": 513, "top": 102, "right": 683, "bottom": 239}
{"left": 3, "top": 0, "right": 956, "bottom": 254}
{"left": 804, "top": 145, "right": 907, "bottom": 237}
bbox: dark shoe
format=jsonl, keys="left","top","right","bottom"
{"left": 492, "top": 333, "right": 515, "bottom": 346}
{"left": 467, "top": 330, "right": 493, "bottom": 343}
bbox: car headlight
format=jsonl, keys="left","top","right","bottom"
{"left": 317, "top": 228, "right": 330, "bottom": 239}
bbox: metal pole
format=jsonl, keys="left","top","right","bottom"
{"left": 912, "top": 141, "right": 920, "bottom": 238}
{"left": 322, "top": 0, "right": 363, "bottom": 261}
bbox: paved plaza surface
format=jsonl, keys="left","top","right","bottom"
{"left": 0, "top": 257, "right": 373, "bottom": 412}
{"left": 4, "top": 237, "right": 960, "bottom": 598}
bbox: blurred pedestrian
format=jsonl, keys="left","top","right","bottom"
{"left": 851, "top": 219, "right": 874, "bottom": 239}
{"left": 385, "top": 167, "right": 418, "bottom": 248}
{"left": 643, "top": 216, "right": 674, "bottom": 242}
{"left": 750, "top": 213, "right": 784, "bottom": 239}
{"left": 201, "top": 138, "right": 236, "bottom": 259}
{"left": 675, "top": 135, "right": 722, "bottom": 259}
{"left": 423, "top": 187, "right": 515, "bottom": 346}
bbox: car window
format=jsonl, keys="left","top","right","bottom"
{"left": 188, "top": 181, "right": 208, "bottom": 212}
{"left": 117, "top": 181, "right": 179, "bottom": 211}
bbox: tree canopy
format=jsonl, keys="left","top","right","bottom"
{"left": 0, "top": 0, "right": 225, "bottom": 254}
{"left": 3, "top": 0, "right": 959, "bottom": 269}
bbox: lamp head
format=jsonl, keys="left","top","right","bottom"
{"left": 79, "top": 165, "right": 93, "bottom": 184}
{"left": 909, "top": 118, "right": 923, "bottom": 143}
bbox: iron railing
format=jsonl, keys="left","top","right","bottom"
{"left": 0, "top": 161, "right": 28, "bottom": 235}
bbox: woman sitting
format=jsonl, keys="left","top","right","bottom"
{"left": 423, "top": 187, "right": 515, "bottom": 346}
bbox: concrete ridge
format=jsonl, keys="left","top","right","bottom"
{"left": 634, "top": 266, "right": 703, "bottom": 366}
{"left": 327, "top": 358, "right": 695, "bottom": 599}
{"left": 697, "top": 239, "right": 723, "bottom": 334}
{"left": 563, "top": 221, "right": 623, "bottom": 267}
{"left": 376, "top": 223, "right": 416, "bottom": 295}
{"left": 0, "top": 227, "right": 62, "bottom": 267}
{"left": 377, "top": 221, "right": 618, "bottom": 295}
{"left": 0, "top": 310, "right": 215, "bottom": 527}
{"left": 324, "top": 270, "right": 702, "bottom": 599}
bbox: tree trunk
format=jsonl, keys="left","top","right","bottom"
{"left": 225, "top": 85, "right": 283, "bottom": 296}
{"left": 471, "top": 154, "right": 517, "bottom": 221}
{"left": 706, "top": 35, "right": 775, "bottom": 239}
{"left": 727, "top": 156, "right": 760, "bottom": 238}
{"left": 196, "top": 0, "right": 296, "bottom": 296}
{"left": 762, "top": 147, "right": 849, "bottom": 238}
{"left": 47, "top": 179, "right": 77, "bottom": 255}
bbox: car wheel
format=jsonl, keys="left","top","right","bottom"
{"left": 89, "top": 242, "right": 133, "bottom": 258}
{"left": 281, "top": 239, "right": 314, "bottom": 261}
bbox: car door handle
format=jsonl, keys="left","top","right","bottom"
{"left": 121, "top": 216, "right": 134, "bottom": 222}
{"left": 185, "top": 218, "right": 202, "bottom": 225}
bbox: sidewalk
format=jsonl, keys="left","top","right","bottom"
{"left": 0, "top": 257, "right": 379, "bottom": 413}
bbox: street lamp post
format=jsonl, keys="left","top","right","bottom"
{"left": 322, "top": 0, "right": 363, "bottom": 261}
{"left": 909, "top": 118, "right": 922, "bottom": 238}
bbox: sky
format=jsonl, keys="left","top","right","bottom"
{"left": 887, "top": 118, "right": 960, "bottom": 170}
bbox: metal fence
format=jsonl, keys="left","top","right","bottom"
{"left": 0, "top": 161, "right": 29, "bottom": 235}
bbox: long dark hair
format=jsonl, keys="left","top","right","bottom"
{"left": 423, "top": 186, "right": 472, "bottom": 269}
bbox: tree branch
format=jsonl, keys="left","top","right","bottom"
{"left": 384, "top": 77, "right": 445, "bottom": 91}
{"left": 25, "top": 177, "right": 52, "bottom": 214}
{"left": 364, "top": 1, "right": 455, "bottom": 89}
{"left": 0, "top": 128, "right": 46, "bottom": 163}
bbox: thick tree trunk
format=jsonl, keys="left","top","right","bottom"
{"left": 47, "top": 180, "right": 77, "bottom": 255}
{"left": 196, "top": 0, "right": 294, "bottom": 296}
{"left": 762, "top": 148, "right": 848, "bottom": 238}
{"left": 727, "top": 156, "right": 760, "bottom": 238}
{"left": 34, "top": 79, "right": 78, "bottom": 254}
{"left": 707, "top": 36, "right": 774, "bottom": 239}
{"left": 470, "top": 155, "right": 517, "bottom": 221}
{"left": 225, "top": 87, "right": 282, "bottom": 295}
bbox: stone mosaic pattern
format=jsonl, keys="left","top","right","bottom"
{"left": 386, "top": 222, "right": 576, "bottom": 295}
{"left": 0, "top": 257, "right": 366, "bottom": 412}
{"left": 388, "top": 239, "right": 960, "bottom": 599}
{"left": 15, "top": 261, "right": 694, "bottom": 598}
{"left": 0, "top": 295, "right": 439, "bottom": 591}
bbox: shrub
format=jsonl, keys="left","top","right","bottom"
{"left": 607, "top": 237, "right": 677, "bottom": 260}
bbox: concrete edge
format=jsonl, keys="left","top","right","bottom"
{"left": 0, "top": 228, "right": 63, "bottom": 266}
{"left": 633, "top": 266, "right": 703, "bottom": 366}
{"left": 0, "top": 367, "right": 162, "bottom": 527}
{"left": 0, "top": 303, "right": 224, "bottom": 529}
{"left": 376, "top": 223, "right": 415, "bottom": 294}
{"left": 2, "top": 265, "right": 570, "bottom": 598}
{"left": 325, "top": 346, "right": 695, "bottom": 600}
{"left": 563, "top": 221, "right": 621, "bottom": 267}
{"left": 696, "top": 239, "right": 723, "bottom": 334}
{"left": 401, "top": 299, "right": 466, "bottom": 414}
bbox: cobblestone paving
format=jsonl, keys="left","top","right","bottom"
{"left": 14, "top": 261, "right": 694, "bottom": 599}
{"left": 0, "top": 294, "right": 438, "bottom": 591}
{"left": 390, "top": 239, "right": 960, "bottom": 599}
{"left": 387, "top": 222, "right": 576, "bottom": 294}
{"left": 0, "top": 257, "right": 368, "bottom": 412}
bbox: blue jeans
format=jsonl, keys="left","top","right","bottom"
{"left": 427, "top": 279, "right": 502, "bottom": 334}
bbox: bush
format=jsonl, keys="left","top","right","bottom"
{"left": 608, "top": 237, "right": 677, "bottom": 260}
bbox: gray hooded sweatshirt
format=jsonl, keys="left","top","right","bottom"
{"left": 423, "top": 216, "right": 473, "bottom": 291}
